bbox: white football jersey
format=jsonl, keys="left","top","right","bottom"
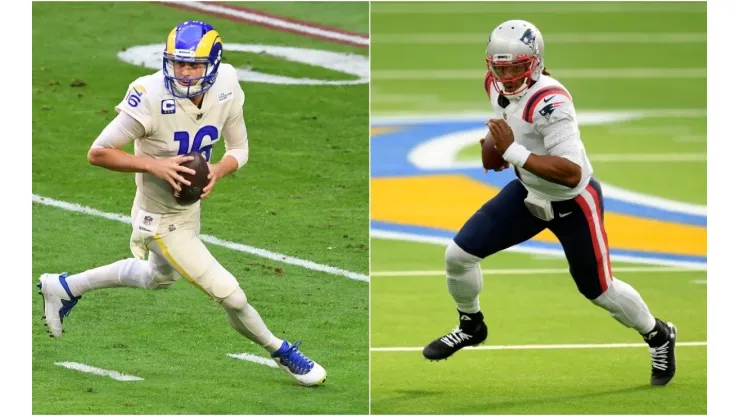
{"left": 115, "top": 63, "right": 245, "bottom": 214}
{"left": 484, "top": 73, "right": 594, "bottom": 201}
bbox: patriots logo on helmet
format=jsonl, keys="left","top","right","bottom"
{"left": 539, "top": 101, "right": 566, "bottom": 120}
{"left": 519, "top": 28, "right": 538, "bottom": 54}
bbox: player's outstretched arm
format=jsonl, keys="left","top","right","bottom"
{"left": 487, "top": 119, "right": 582, "bottom": 188}
{"left": 87, "top": 112, "right": 196, "bottom": 192}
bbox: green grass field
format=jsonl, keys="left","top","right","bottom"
{"left": 32, "top": 2, "right": 368, "bottom": 414}
{"left": 370, "top": 1, "right": 707, "bottom": 414}
{"left": 370, "top": 241, "right": 707, "bottom": 415}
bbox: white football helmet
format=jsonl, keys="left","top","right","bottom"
{"left": 485, "top": 20, "right": 545, "bottom": 101}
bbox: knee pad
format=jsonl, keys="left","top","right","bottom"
{"left": 196, "top": 260, "right": 241, "bottom": 303}
{"left": 445, "top": 241, "right": 482, "bottom": 275}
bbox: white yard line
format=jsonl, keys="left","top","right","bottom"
{"left": 449, "top": 153, "right": 706, "bottom": 170}
{"left": 371, "top": 341, "right": 707, "bottom": 352}
{"left": 166, "top": 1, "right": 368, "bottom": 47}
{"left": 372, "top": 68, "right": 706, "bottom": 81}
{"left": 372, "top": 4, "right": 704, "bottom": 14}
{"left": 371, "top": 109, "right": 707, "bottom": 124}
{"left": 371, "top": 266, "right": 704, "bottom": 277}
{"left": 32, "top": 194, "right": 368, "bottom": 283}
{"left": 372, "top": 32, "right": 706, "bottom": 45}
{"left": 54, "top": 362, "right": 143, "bottom": 381}
{"left": 227, "top": 353, "right": 279, "bottom": 369}
{"left": 371, "top": 230, "right": 707, "bottom": 270}
{"left": 589, "top": 153, "right": 706, "bottom": 162}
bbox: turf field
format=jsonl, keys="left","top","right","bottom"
{"left": 32, "top": 2, "right": 368, "bottom": 414}
{"left": 370, "top": 1, "right": 707, "bottom": 414}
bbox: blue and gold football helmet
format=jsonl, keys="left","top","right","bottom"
{"left": 163, "top": 21, "right": 223, "bottom": 98}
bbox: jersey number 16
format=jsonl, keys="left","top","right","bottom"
{"left": 173, "top": 125, "right": 220, "bottom": 162}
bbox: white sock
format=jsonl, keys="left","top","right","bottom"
{"left": 65, "top": 258, "right": 155, "bottom": 297}
{"left": 591, "top": 277, "right": 656, "bottom": 334}
{"left": 221, "top": 289, "right": 283, "bottom": 353}
{"left": 445, "top": 241, "right": 484, "bottom": 314}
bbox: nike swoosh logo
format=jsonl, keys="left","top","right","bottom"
{"left": 558, "top": 212, "right": 572, "bottom": 218}
{"left": 544, "top": 96, "right": 554, "bottom": 103}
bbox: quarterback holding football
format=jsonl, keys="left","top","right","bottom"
{"left": 37, "top": 21, "right": 326, "bottom": 387}
{"left": 423, "top": 20, "right": 677, "bottom": 387}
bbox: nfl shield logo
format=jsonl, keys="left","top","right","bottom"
{"left": 144, "top": 216, "right": 153, "bottom": 226}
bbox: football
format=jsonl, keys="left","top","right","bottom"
{"left": 481, "top": 129, "right": 508, "bottom": 171}
{"left": 175, "top": 152, "right": 210, "bottom": 205}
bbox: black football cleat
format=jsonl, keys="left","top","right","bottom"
{"left": 643, "top": 319, "right": 678, "bottom": 386}
{"left": 423, "top": 310, "right": 488, "bottom": 361}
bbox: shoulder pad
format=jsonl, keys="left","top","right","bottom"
{"left": 523, "top": 86, "right": 572, "bottom": 124}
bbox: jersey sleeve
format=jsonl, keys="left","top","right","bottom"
{"left": 526, "top": 87, "right": 586, "bottom": 167}
{"left": 222, "top": 80, "right": 249, "bottom": 169}
{"left": 114, "top": 81, "right": 154, "bottom": 136}
{"left": 524, "top": 86, "right": 574, "bottom": 126}
{"left": 225, "top": 81, "right": 246, "bottom": 126}
{"left": 90, "top": 112, "right": 146, "bottom": 149}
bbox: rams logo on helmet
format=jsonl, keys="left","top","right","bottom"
{"left": 162, "top": 20, "right": 223, "bottom": 99}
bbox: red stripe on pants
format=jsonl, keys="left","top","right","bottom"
{"left": 574, "top": 192, "right": 609, "bottom": 293}
{"left": 586, "top": 184, "right": 613, "bottom": 283}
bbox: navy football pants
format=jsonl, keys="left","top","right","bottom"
{"left": 453, "top": 178, "right": 613, "bottom": 300}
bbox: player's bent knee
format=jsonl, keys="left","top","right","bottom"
{"left": 568, "top": 265, "right": 608, "bottom": 300}
{"left": 579, "top": 284, "right": 604, "bottom": 301}
{"left": 221, "top": 287, "right": 248, "bottom": 311}
{"left": 445, "top": 241, "right": 481, "bottom": 274}
{"left": 149, "top": 266, "right": 178, "bottom": 290}
{"left": 118, "top": 258, "right": 173, "bottom": 290}
{"left": 197, "top": 260, "right": 241, "bottom": 305}
{"left": 590, "top": 282, "right": 617, "bottom": 308}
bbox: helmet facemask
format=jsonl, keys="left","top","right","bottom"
{"left": 163, "top": 52, "right": 218, "bottom": 99}
{"left": 486, "top": 54, "right": 540, "bottom": 99}
{"left": 162, "top": 20, "right": 223, "bottom": 99}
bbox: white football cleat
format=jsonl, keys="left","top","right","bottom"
{"left": 37, "top": 272, "right": 81, "bottom": 338}
{"left": 271, "top": 340, "right": 327, "bottom": 386}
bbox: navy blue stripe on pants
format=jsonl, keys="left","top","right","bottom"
{"left": 452, "top": 178, "right": 613, "bottom": 300}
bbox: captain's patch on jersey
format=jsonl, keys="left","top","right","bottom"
{"left": 161, "top": 99, "right": 176, "bottom": 115}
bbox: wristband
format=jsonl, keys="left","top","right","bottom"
{"left": 502, "top": 142, "right": 532, "bottom": 168}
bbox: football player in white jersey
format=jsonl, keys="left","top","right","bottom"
{"left": 422, "top": 20, "right": 677, "bottom": 386}
{"left": 36, "top": 21, "right": 326, "bottom": 387}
